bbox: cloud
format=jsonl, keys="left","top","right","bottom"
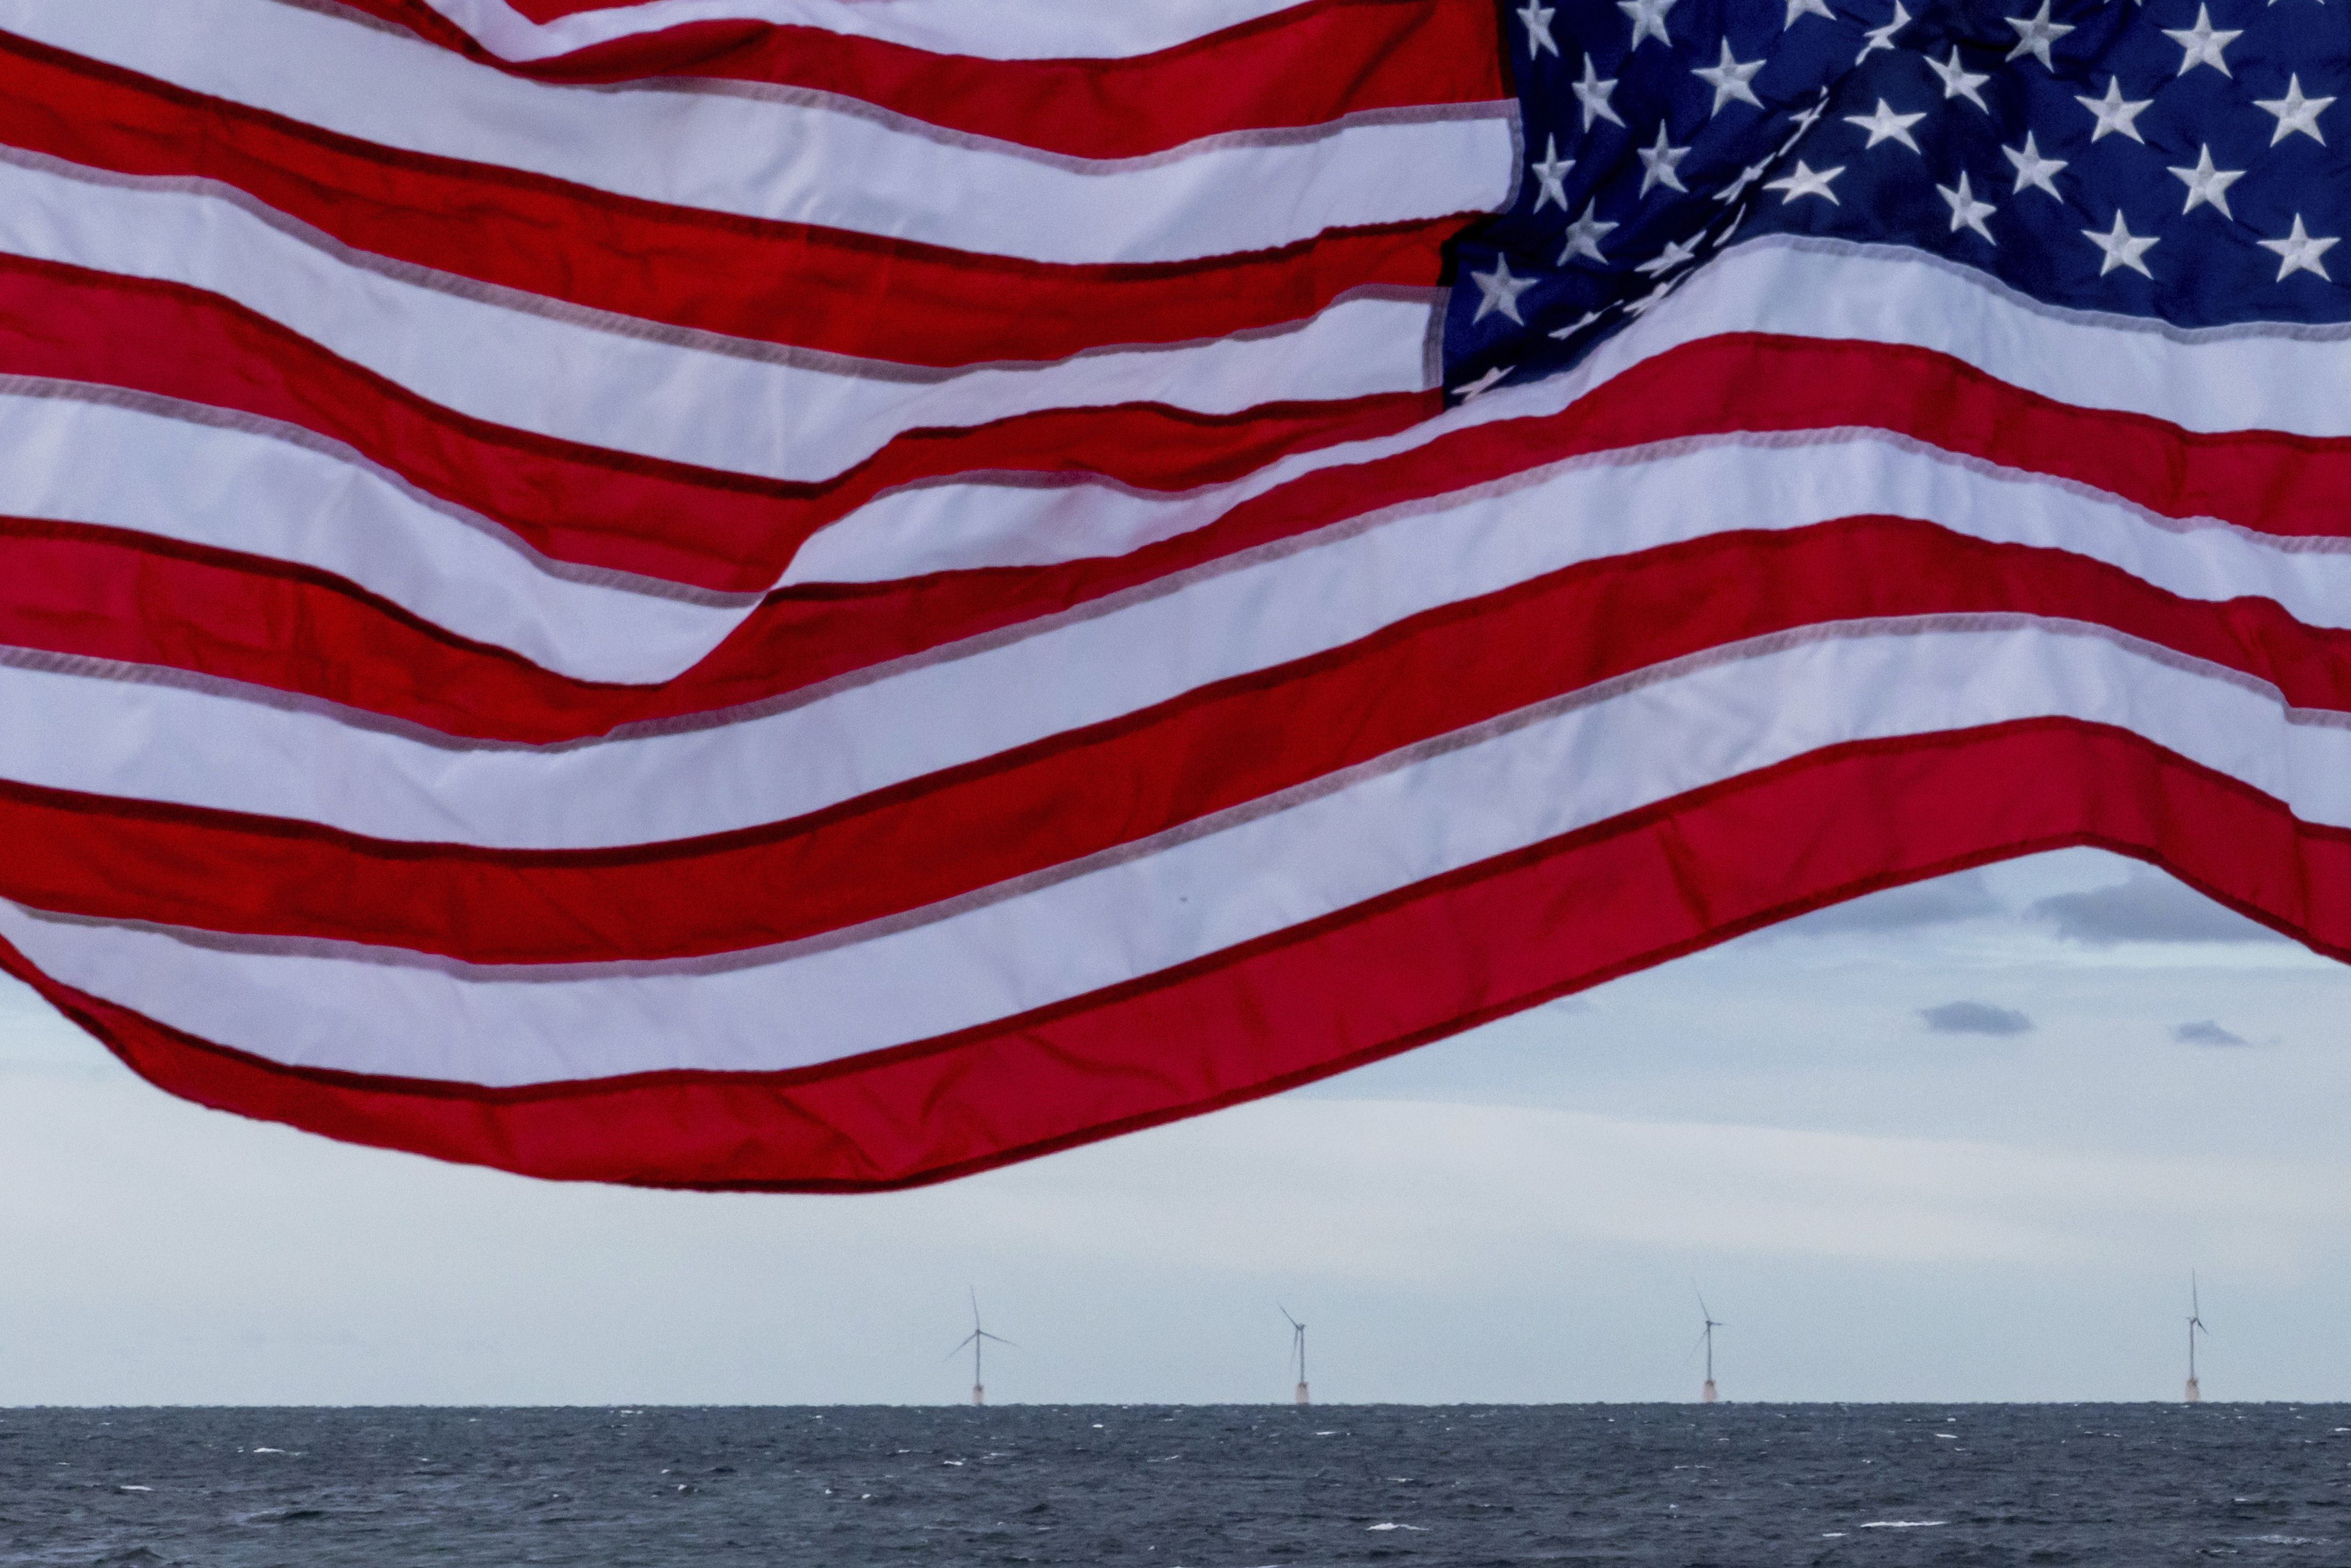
{"left": 1919, "top": 1001, "right": 2034, "bottom": 1036}
{"left": 2173, "top": 1020, "right": 2250, "bottom": 1047}
{"left": 1775, "top": 870, "right": 2002, "bottom": 936}
{"left": 2029, "top": 871, "right": 2286, "bottom": 945}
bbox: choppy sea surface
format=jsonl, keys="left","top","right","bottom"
{"left": 3, "top": 1404, "right": 2346, "bottom": 1566}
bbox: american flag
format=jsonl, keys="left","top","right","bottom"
{"left": 1, "top": 0, "right": 2341, "bottom": 1189}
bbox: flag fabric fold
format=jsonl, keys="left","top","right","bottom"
{"left": 3, "top": 0, "right": 2347, "bottom": 1188}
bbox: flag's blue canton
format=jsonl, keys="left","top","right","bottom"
{"left": 1443, "top": 0, "right": 2351, "bottom": 401}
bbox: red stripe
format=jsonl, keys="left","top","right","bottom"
{"left": 0, "top": 256, "right": 1428, "bottom": 592}
{"left": 8, "top": 325, "right": 2345, "bottom": 737}
{"left": 680, "top": 329, "right": 2351, "bottom": 694}
{"left": 1352, "top": 334, "right": 2351, "bottom": 548}
{"left": 8, "top": 516, "right": 2345, "bottom": 963}
{"left": 704, "top": 331, "right": 2351, "bottom": 687}
{"left": 21, "top": 719, "right": 2336, "bottom": 1188}
{"left": 322, "top": 0, "right": 1506, "bottom": 160}
{"left": 2, "top": 35, "right": 1464, "bottom": 369}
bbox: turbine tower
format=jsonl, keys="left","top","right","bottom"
{"left": 2185, "top": 1274, "right": 2208, "bottom": 1404}
{"left": 1696, "top": 1290, "right": 1723, "bottom": 1404}
{"left": 1280, "top": 1305, "right": 1309, "bottom": 1406}
{"left": 949, "top": 1289, "right": 1014, "bottom": 1406}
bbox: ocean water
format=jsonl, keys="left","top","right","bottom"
{"left": 3, "top": 1403, "right": 2344, "bottom": 1566}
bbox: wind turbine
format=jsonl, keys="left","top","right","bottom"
{"left": 1280, "top": 1305, "right": 1309, "bottom": 1406}
{"left": 2185, "top": 1274, "right": 2208, "bottom": 1404}
{"left": 949, "top": 1289, "right": 1014, "bottom": 1406}
{"left": 1695, "top": 1290, "right": 1724, "bottom": 1404}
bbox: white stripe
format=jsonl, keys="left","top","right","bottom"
{"left": 419, "top": 0, "right": 1318, "bottom": 62}
{"left": 0, "top": 158, "right": 1434, "bottom": 482}
{"left": 7, "top": 435, "right": 2351, "bottom": 845}
{"left": 785, "top": 238, "right": 2351, "bottom": 583}
{"left": 789, "top": 418, "right": 2333, "bottom": 591}
{"left": 782, "top": 477, "right": 1219, "bottom": 584}
{"left": 7, "top": 0, "right": 1513, "bottom": 266}
{"left": 1582, "top": 234, "right": 2351, "bottom": 440}
{"left": 2, "top": 624, "right": 2333, "bottom": 1084}
{"left": 0, "top": 390, "right": 751, "bottom": 684}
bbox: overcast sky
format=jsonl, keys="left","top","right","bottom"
{"left": 4, "top": 846, "right": 2348, "bottom": 1407}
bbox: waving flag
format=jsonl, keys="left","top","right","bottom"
{"left": 2, "top": 0, "right": 2346, "bottom": 1189}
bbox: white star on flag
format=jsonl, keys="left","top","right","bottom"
{"left": 2256, "top": 75, "right": 2333, "bottom": 144}
{"left": 1779, "top": 89, "right": 1832, "bottom": 151}
{"left": 1857, "top": 2, "right": 1911, "bottom": 65}
{"left": 2004, "top": 1, "right": 2075, "bottom": 68}
{"left": 1619, "top": 0, "right": 1680, "bottom": 50}
{"left": 1574, "top": 56, "right": 1625, "bottom": 129}
{"left": 1530, "top": 136, "right": 1573, "bottom": 212}
{"left": 1927, "top": 47, "right": 1992, "bottom": 111}
{"left": 1470, "top": 253, "right": 1538, "bottom": 323}
{"left": 2163, "top": 5, "right": 2241, "bottom": 76}
{"left": 1546, "top": 307, "right": 1608, "bottom": 340}
{"left": 2259, "top": 214, "right": 2339, "bottom": 281}
{"left": 2002, "top": 132, "right": 2067, "bottom": 198}
{"left": 2083, "top": 211, "right": 2158, "bottom": 277}
{"left": 2168, "top": 145, "right": 2244, "bottom": 219}
{"left": 1637, "top": 123, "right": 1693, "bottom": 195}
{"left": 1517, "top": 0, "right": 1559, "bottom": 57}
{"left": 1557, "top": 200, "right": 1619, "bottom": 264}
{"left": 1715, "top": 160, "right": 1773, "bottom": 203}
{"left": 1938, "top": 171, "right": 1998, "bottom": 242}
{"left": 1693, "top": 40, "right": 1767, "bottom": 114}
{"left": 2077, "top": 78, "right": 2153, "bottom": 143}
{"left": 1845, "top": 98, "right": 1928, "bottom": 152}
{"left": 1763, "top": 160, "right": 1844, "bottom": 204}
{"left": 1624, "top": 277, "right": 1681, "bottom": 313}
{"left": 1450, "top": 363, "right": 1513, "bottom": 400}
{"left": 1784, "top": 0, "right": 1833, "bottom": 26}
{"left": 1635, "top": 234, "right": 1703, "bottom": 276}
